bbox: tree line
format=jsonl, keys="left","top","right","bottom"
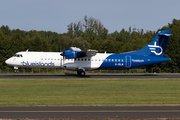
{"left": 0, "top": 16, "right": 180, "bottom": 72}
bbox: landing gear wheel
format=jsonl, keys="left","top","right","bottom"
{"left": 77, "top": 71, "right": 80, "bottom": 75}
{"left": 77, "top": 69, "right": 86, "bottom": 76}
{"left": 80, "top": 70, "right": 85, "bottom": 76}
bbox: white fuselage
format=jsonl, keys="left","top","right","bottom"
{"left": 5, "top": 51, "right": 111, "bottom": 71}
{"left": 5, "top": 30, "right": 172, "bottom": 76}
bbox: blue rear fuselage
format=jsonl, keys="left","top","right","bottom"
{"left": 99, "top": 53, "right": 170, "bottom": 70}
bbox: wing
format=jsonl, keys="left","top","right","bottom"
{"left": 61, "top": 47, "right": 98, "bottom": 59}
{"left": 70, "top": 47, "right": 81, "bottom": 51}
{"left": 70, "top": 47, "right": 98, "bottom": 57}
{"left": 85, "top": 49, "right": 98, "bottom": 57}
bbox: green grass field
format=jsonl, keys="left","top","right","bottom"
{"left": 0, "top": 78, "right": 180, "bottom": 106}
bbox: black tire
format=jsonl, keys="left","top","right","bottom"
{"left": 15, "top": 70, "right": 18, "bottom": 73}
{"left": 77, "top": 69, "right": 85, "bottom": 76}
{"left": 80, "top": 70, "right": 85, "bottom": 76}
{"left": 77, "top": 70, "right": 80, "bottom": 75}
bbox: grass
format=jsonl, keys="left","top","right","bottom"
{"left": 0, "top": 78, "right": 180, "bottom": 106}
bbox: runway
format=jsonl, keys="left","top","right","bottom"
{"left": 0, "top": 106, "right": 180, "bottom": 119}
{"left": 0, "top": 73, "right": 180, "bottom": 79}
{"left": 0, "top": 74, "right": 180, "bottom": 119}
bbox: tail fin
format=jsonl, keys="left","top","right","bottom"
{"left": 133, "top": 30, "right": 172, "bottom": 57}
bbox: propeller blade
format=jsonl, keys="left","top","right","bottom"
{"left": 60, "top": 50, "right": 65, "bottom": 56}
{"left": 63, "top": 55, "right": 65, "bottom": 64}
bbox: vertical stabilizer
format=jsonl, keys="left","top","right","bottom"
{"left": 133, "top": 30, "right": 171, "bottom": 57}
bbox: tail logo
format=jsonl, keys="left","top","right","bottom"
{"left": 148, "top": 41, "right": 163, "bottom": 55}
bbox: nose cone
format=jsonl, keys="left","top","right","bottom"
{"left": 5, "top": 59, "right": 10, "bottom": 65}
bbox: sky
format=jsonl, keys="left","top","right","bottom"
{"left": 0, "top": 0, "right": 180, "bottom": 34}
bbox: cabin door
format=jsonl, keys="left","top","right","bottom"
{"left": 125, "top": 55, "right": 131, "bottom": 68}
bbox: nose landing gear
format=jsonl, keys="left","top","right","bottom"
{"left": 14, "top": 66, "right": 18, "bottom": 73}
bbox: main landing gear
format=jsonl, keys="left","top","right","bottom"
{"left": 77, "top": 69, "right": 86, "bottom": 76}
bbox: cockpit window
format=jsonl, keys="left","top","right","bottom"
{"left": 13, "top": 54, "right": 23, "bottom": 57}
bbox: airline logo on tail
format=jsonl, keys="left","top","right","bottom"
{"left": 148, "top": 41, "right": 163, "bottom": 55}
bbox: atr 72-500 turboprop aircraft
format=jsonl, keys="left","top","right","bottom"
{"left": 5, "top": 30, "right": 171, "bottom": 76}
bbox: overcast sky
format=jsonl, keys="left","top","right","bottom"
{"left": 1, "top": 0, "right": 180, "bottom": 34}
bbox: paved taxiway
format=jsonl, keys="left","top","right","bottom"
{"left": 0, "top": 73, "right": 180, "bottom": 79}
{"left": 0, "top": 106, "right": 180, "bottom": 119}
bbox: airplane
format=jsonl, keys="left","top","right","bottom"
{"left": 5, "top": 30, "right": 172, "bottom": 76}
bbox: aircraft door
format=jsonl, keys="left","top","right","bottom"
{"left": 60, "top": 56, "right": 63, "bottom": 67}
{"left": 125, "top": 55, "right": 131, "bottom": 68}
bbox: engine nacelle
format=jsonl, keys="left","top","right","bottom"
{"left": 64, "top": 50, "right": 87, "bottom": 59}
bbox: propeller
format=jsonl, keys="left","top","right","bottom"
{"left": 60, "top": 48, "right": 66, "bottom": 65}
